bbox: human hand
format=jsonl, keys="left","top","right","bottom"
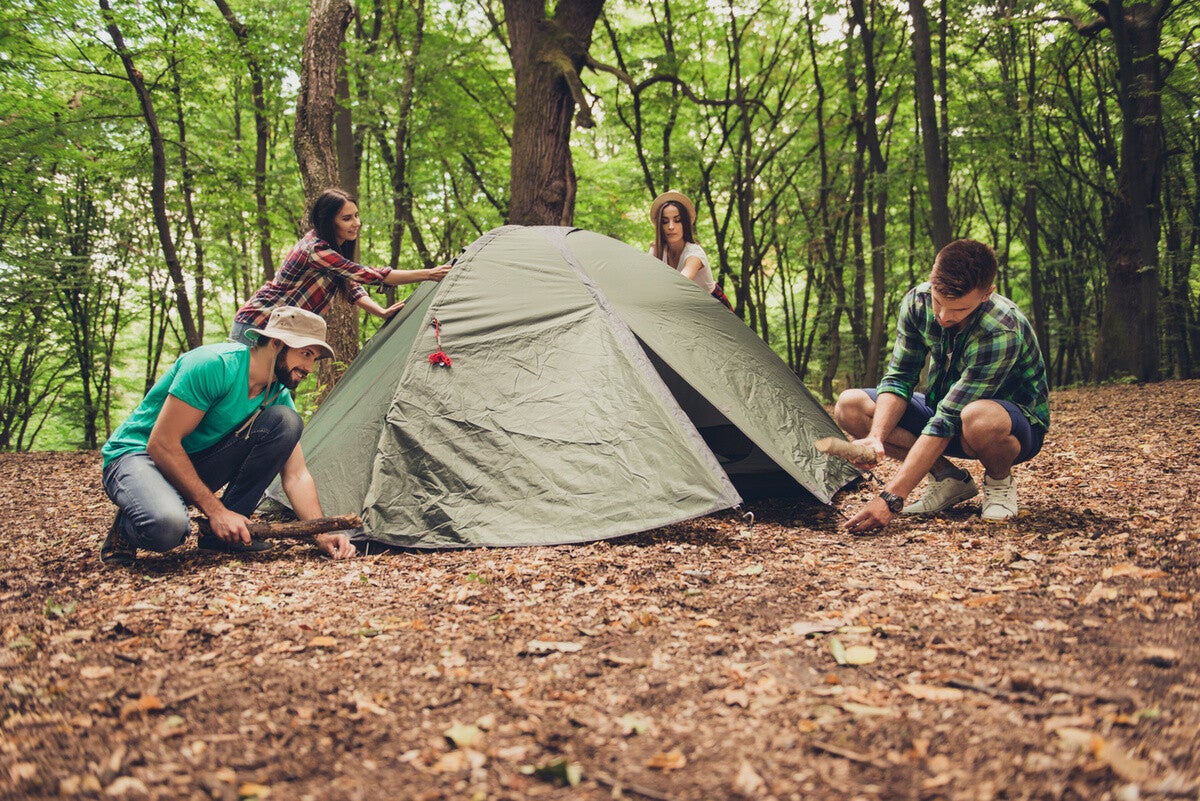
{"left": 316, "top": 532, "right": 355, "bottom": 559}
{"left": 843, "top": 496, "right": 893, "bottom": 535}
{"left": 426, "top": 263, "right": 451, "bottom": 282}
{"left": 208, "top": 507, "right": 252, "bottom": 545}
{"left": 849, "top": 436, "right": 886, "bottom": 470}
{"left": 381, "top": 301, "right": 406, "bottom": 318}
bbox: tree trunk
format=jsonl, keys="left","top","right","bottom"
{"left": 1091, "top": 0, "right": 1168, "bottom": 382}
{"left": 295, "top": 0, "right": 356, "bottom": 385}
{"left": 98, "top": 0, "right": 201, "bottom": 350}
{"left": 907, "top": 0, "right": 952, "bottom": 250}
{"left": 503, "top": 0, "right": 605, "bottom": 226}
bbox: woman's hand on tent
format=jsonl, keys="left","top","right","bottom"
{"left": 315, "top": 532, "right": 355, "bottom": 559}
{"left": 380, "top": 301, "right": 406, "bottom": 319}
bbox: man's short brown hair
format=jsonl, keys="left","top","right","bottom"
{"left": 930, "top": 239, "right": 998, "bottom": 298}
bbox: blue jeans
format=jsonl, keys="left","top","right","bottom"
{"left": 102, "top": 405, "right": 303, "bottom": 552}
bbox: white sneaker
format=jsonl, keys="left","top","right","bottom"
{"left": 902, "top": 473, "right": 978, "bottom": 514}
{"left": 981, "top": 474, "right": 1018, "bottom": 521}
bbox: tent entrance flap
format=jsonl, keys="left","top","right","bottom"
{"left": 641, "top": 346, "right": 814, "bottom": 499}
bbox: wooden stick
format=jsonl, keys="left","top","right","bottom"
{"left": 196, "top": 514, "right": 362, "bottom": 541}
{"left": 814, "top": 436, "right": 878, "bottom": 466}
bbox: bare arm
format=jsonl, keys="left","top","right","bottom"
{"left": 845, "top": 391, "right": 909, "bottom": 468}
{"left": 354, "top": 294, "right": 406, "bottom": 320}
{"left": 679, "top": 255, "right": 703, "bottom": 282}
{"left": 382, "top": 262, "right": 451, "bottom": 287}
{"left": 844, "top": 433, "right": 952, "bottom": 533}
{"left": 147, "top": 396, "right": 251, "bottom": 544}
{"left": 279, "top": 443, "right": 355, "bottom": 559}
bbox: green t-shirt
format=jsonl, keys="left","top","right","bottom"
{"left": 101, "top": 343, "right": 296, "bottom": 469}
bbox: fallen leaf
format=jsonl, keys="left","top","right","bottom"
{"left": 739, "top": 564, "right": 764, "bottom": 576}
{"left": 1137, "top": 646, "right": 1180, "bottom": 667}
{"left": 1102, "top": 563, "right": 1167, "bottom": 580}
{"left": 695, "top": 617, "right": 720, "bottom": 627}
{"left": 238, "top": 782, "right": 271, "bottom": 799}
{"left": 80, "top": 666, "right": 115, "bottom": 680}
{"left": 902, "top": 683, "right": 964, "bottom": 702}
{"left": 644, "top": 750, "right": 687, "bottom": 771}
{"left": 119, "top": 695, "right": 163, "bottom": 720}
{"left": 522, "top": 640, "right": 583, "bottom": 655}
{"left": 1082, "top": 583, "right": 1120, "bottom": 605}
{"left": 840, "top": 701, "right": 897, "bottom": 717}
{"left": 829, "top": 636, "right": 847, "bottom": 666}
{"left": 307, "top": 635, "right": 337, "bottom": 649}
{"left": 781, "top": 619, "right": 845, "bottom": 638}
{"left": 733, "top": 760, "right": 766, "bottom": 797}
{"left": 619, "top": 712, "right": 651, "bottom": 735}
{"left": 444, "top": 722, "right": 483, "bottom": 749}
{"left": 843, "top": 645, "right": 877, "bottom": 665}
{"left": 104, "top": 776, "right": 148, "bottom": 796}
{"left": 522, "top": 756, "right": 582, "bottom": 786}
{"left": 964, "top": 594, "right": 1003, "bottom": 608}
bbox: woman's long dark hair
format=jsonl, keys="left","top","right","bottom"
{"left": 653, "top": 200, "right": 697, "bottom": 262}
{"left": 310, "top": 188, "right": 356, "bottom": 259}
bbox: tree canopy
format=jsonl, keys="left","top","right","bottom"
{"left": 0, "top": 0, "right": 1196, "bottom": 449}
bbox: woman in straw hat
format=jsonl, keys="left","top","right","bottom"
{"left": 648, "top": 190, "right": 733, "bottom": 310}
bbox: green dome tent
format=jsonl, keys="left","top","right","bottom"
{"left": 275, "top": 226, "right": 858, "bottom": 548}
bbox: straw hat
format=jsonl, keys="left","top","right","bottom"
{"left": 246, "top": 307, "right": 335, "bottom": 360}
{"left": 649, "top": 191, "right": 697, "bottom": 226}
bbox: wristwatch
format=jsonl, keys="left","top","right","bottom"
{"left": 879, "top": 490, "right": 905, "bottom": 513}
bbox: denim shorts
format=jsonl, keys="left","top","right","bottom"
{"left": 863, "top": 389, "right": 1045, "bottom": 464}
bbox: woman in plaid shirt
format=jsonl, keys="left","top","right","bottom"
{"left": 230, "top": 188, "right": 450, "bottom": 344}
{"left": 834, "top": 239, "right": 1049, "bottom": 532}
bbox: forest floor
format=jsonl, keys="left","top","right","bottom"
{"left": 1, "top": 381, "right": 1198, "bottom": 801}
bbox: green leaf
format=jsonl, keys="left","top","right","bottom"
{"left": 522, "top": 757, "right": 582, "bottom": 786}
{"left": 740, "top": 563, "right": 764, "bottom": 576}
{"left": 43, "top": 598, "right": 76, "bottom": 620}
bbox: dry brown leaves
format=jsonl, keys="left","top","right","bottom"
{"left": 0, "top": 381, "right": 1198, "bottom": 800}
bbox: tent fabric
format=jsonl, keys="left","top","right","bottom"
{"left": 274, "top": 225, "right": 858, "bottom": 548}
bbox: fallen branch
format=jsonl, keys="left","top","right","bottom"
{"left": 814, "top": 437, "right": 878, "bottom": 466}
{"left": 810, "top": 739, "right": 889, "bottom": 770}
{"left": 196, "top": 514, "right": 362, "bottom": 541}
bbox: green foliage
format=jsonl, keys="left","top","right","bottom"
{"left": 0, "top": 0, "right": 1196, "bottom": 450}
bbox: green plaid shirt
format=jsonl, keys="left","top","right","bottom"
{"left": 877, "top": 282, "right": 1050, "bottom": 439}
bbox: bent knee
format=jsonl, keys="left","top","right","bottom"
{"left": 834, "top": 389, "right": 873, "bottom": 429}
{"left": 960, "top": 400, "right": 1010, "bottom": 439}
{"left": 255, "top": 405, "right": 303, "bottom": 445}
{"left": 131, "top": 506, "right": 192, "bottom": 552}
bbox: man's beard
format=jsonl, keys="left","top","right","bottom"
{"left": 274, "top": 348, "right": 307, "bottom": 390}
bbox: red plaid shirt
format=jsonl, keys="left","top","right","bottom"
{"left": 234, "top": 231, "right": 393, "bottom": 327}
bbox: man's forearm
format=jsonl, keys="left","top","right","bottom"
{"left": 887, "top": 435, "right": 952, "bottom": 498}
{"left": 869, "top": 392, "right": 909, "bottom": 443}
{"left": 147, "top": 440, "right": 224, "bottom": 516}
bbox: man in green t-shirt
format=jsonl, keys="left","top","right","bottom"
{"left": 100, "top": 307, "right": 356, "bottom": 566}
{"left": 835, "top": 239, "right": 1050, "bottom": 533}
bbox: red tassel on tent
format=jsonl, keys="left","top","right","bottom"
{"left": 428, "top": 317, "right": 452, "bottom": 367}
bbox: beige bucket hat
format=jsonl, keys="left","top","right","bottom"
{"left": 246, "top": 307, "right": 335, "bottom": 360}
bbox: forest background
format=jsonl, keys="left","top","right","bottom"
{"left": 0, "top": 0, "right": 1195, "bottom": 452}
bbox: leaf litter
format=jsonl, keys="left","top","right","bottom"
{"left": 0, "top": 382, "right": 1198, "bottom": 799}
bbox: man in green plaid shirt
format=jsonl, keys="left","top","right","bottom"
{"left": 835, "top": 239, "right": 1049, "bottom": 532}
